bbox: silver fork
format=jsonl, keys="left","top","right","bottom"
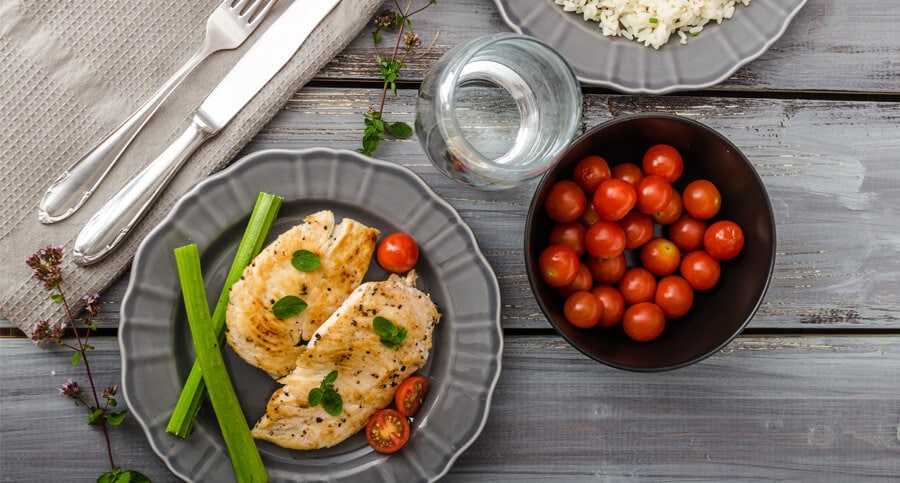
{"left": 38, "top": 0, "right": 277, "bottom": 224}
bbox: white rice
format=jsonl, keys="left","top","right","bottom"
{"left": 554, "top": 0, "right": 750, "bottom": 49}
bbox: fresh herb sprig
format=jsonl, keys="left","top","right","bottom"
{"left": 359, "top": 1, "right": 436, "bottom": 156}
{"left": 272, "top": 295, "right": 308, "bottom": 319}
{"left": 26, "top": 246, "right": 147, "bottom": 482}
{"left": 291, "top": 249, "right": 322, "bottom": 272}
{"left": 373, "top": 316, "right": 407, "bottom": 350}
{"left": 308, "top": 370, "right": 343, "bottom": 416}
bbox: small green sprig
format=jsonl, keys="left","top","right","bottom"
{"left": 359, "top": 1, "right": 436, "bottom": 156}
{"left": 308, "top": 370, "right": 343, "bottom": 416}
{"left": 292, "top": 249, "right": 322, "bottom": 272}
{"left": 373, "top": 316, "right": 407, "bottom": 350}
{"left": 272, "top": 295, "right": 308, "bottom": 319}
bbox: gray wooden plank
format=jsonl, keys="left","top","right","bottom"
{"left": 2, "top": 336, "right": 899, "bottom": 481}
{"left": 319, "top": 0, "right": 900, "bottom": 94}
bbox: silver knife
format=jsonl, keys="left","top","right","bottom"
{"left": 72, "top": 0, "right": 340, "bottom": 265}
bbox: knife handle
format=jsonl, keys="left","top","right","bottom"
{"left": 73, "top": 113, "right": 217, "bottom": 266}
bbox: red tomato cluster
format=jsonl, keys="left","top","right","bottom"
{"left": 537, "top": 144, "right": 745, "bottom": 342}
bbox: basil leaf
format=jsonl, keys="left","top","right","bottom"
{"left": 373, "top": 316, "right": 406, "bottom": 350}
{"left": 323, "top": 369, "right": 338, "bottom": 386}
{"left": 385, "top": 121, "right": 413, "bottom": 139}
{"left": 291, "top": 249, "right": 321, "bottom": 272}
{"left": 107, "top": 410, "right": 128, "bottom": 426}
{"left": 88, "top": 408, "right": 104, "bottom": 425}
{"left": 71, "top": 351, "right": 82, "bottom": 367}
{"left": 308, "top": 387, "right": 324, "bottom": 407}
{"left": 272, "top": 295, "right": 307, "bottom": 319}
{"left": 373, "top": 30, "right": 382, "bottom": 44}
{"left": 322, "top": 391, "right": 343, "bottom": 416}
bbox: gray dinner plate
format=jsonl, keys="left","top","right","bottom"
{"left": 494, "top": 0, "right": 807, "bottom": 93}
{"left": 120, "top": 148, "right": 502, "bottom": 482}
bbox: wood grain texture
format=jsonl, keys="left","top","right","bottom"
{"left": 316, "top": 0, "right": 900, "bottom": 94}
{"left": 2, "top": 336, "right": 898, "bottom": 481}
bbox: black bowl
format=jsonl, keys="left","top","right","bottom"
{"left": 524, "top": 113, "right": 776, "bottom": 371}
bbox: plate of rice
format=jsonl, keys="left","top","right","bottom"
{"left": 493, "top": 0, "right": 807, "bottom": 93}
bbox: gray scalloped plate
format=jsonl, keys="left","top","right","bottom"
{"left": 119, "top": 148, "right": 502, "bottom": 482}
{"left": 494, "top": 0, "right": 807, "bottom": 94}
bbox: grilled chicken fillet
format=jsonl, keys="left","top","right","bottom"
{"left": 252, "top": 271, "right": 441, "bottom": 450}
{"left": 225, "top": 210, "right": 379, "bottom": 379}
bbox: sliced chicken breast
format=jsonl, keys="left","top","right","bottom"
{"left": 225, "top": 210, "right": 379, "bottom": 378}
{"left": 252, "top": 271, "right": 441, "bottom": 450}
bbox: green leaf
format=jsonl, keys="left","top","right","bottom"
{"left": 107, "top": 410, "right": 128, "bottom": 426}
{"left": 71, "top": 350, "right": 82, "bottom": 366}
{"left": 50, "top": 293, "right": 64, "bottom": 303}
{"left": 108, "top": 398, "right": 118, "bottom": 407}
{"left": 322, "top": 390, "right": 343, "bottom": 416}
{"left": 272, "top": 295, "right": 307, "bottom": 319}
{"left": 291, "top": 249, "right": 322, "bottom": 272}
{"left": 373, "top": 316, "right": 406, "bottom": 350}
{"left": 308, "top": 387, "right": 324, "bottom": 407}
{"left": 323, "top": 369, "right": 338, "bottom": 386}
{"left": 649, "top": 17, "right": 658, "bottom": 23}
{"left": 384, "top": 121, "right": 413, "bottom": 139}
{"left": 88, "top": 407, "right": 104, "bottom": 425}
{"left": 84, "top": 344, "right": 95, "bottom": 350}
{"left": 373, "top": 30, "right": 382, "bottom": 44}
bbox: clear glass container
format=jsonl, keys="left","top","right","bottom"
{"left": 415, "top": 33, "right": 582, "bottom": 189}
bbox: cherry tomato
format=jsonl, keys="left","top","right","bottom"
{"left": 377, "top": 233, "right": 419, "bottom": 273}
{"left": 591, "top": 285, "right": 625, "bottom": 328}
{"left": 592, "top": 178, "right": 637, "bottom": 222}
{"left": 395, "top": 376, "right": 429, "bottom": 417}
{"left": 549, "top": 222, "right": 586, "bottom": 256}
{"left": 635, "top": 175, "right": 673, "bottom": 215}
{"left": 586, "top": 253, "right": 626, "bottom": 285}
{"left": 558, "top": 263, "right": 594, "bottom": 298}
{"left": 545, "top": 180, "right": 587, "bottom": 222}
{"left": 654, "top": 275, "right": 694, "bottom": 319}
{"left": 651, "top": 189, "right": 682, "bottom": 225}
{"left": 703, "top": 220, "right": 745, "bottom": 260}
{"left": 642, "top": 144, "right": 684, "bottom": 184}
{"left": 580, "top": 203, "right": 601, "bottom": 227}
{"left": 640, "top": 238, "right": 681, "bottom": 276}
{"left": 611, "top": 162, "right": 644, "bottom": 187}
{"left": 668, "top": 215, "right": 707, "bottom": 252}
{"left": 617, "top": 267, "right": 657, "bottom": 306}
{"left": 538, "top": 244, "right": 580, "bottom": 287}
{"left": 366, "top": 408, "right": 410, "bottom": 454}
{"left": 584, "top": 221, "right": 627, "bottom": 259}
{"left": 618, "top": 210, "right": 654, "bottom": 250}
{"left": 622, "top": 302, "right": 666, "bottom": 342}
{"left": 680, "top": 250, "right": 722, "bottom": 291}
{"left": 572, "top": 155, "right": 611, "bottom": 194}
{"left": 682, "top": 179, "right": 722, "bottom": 220}
{"left": 563, "top": 291, "right": 604, "bottom": 329}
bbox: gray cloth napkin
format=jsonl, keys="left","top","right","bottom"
{"left": 0, "top": 0, "right": 382, "bottom": 339}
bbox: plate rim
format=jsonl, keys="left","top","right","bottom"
{"left": 119, "top": 147, "right": 503, "bottom": 482}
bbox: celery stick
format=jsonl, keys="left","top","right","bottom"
{"left": 166, "top": 192, "right": 283, "bottom": 438}
{"left": 175, "top": 244, "right": 268, "bottom": 482}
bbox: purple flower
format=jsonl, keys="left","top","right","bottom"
{"left": 30, "top": 320, "right": 64, "bottom": 343}
{"left": 102, "top": 385, "right": 118, "bottom": 400}
{"left": 82, "top": 293, "right": 101, "bottom": 317}
{"left": 25, "top": 245, "right": 65, "bottom": 291}
{"left": 374, "top": 8, "right": 397, "bottom": 28}
{"left": 403, "top": 31, "right": 421, "bottom": 48}
{"left": 59, "top": 378, "right": 83, "bottom": 399}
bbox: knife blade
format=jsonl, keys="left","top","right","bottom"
{"left": 73, "top": 0, "right": 341, "bottom": 265}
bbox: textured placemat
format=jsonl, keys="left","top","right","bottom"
{"left": 0, "top": 0, "right": 382, "bottom": 339}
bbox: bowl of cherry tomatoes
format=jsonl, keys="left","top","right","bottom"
{"left": 524, "top": 113, "right": 775, "bottom": 371}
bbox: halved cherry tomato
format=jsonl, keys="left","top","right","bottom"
{"left": 564, "top": 291, "right": 603, "bottom": 329}
{"left": 682, "top": 180, "right": 722, "bottom": 220}
{"left": 617, "top": 267, "right": 657, "bottom": 306}
{"left": 584, "top": 221, "right": 626, "bottom": 259}
{"left": 558, "top": 263, "right": 593, "bottom": 298}
{"left": 591, "top": 285, "right": 625, "bottom": 328}
{"left": 618, "top": 210, "right": 654, "bottom": 250}
{"left": 545, "top": 180, "right": 587, "bottom": 222}
{"left": 703, "top": 220, "right": 745, "bottom": 260}
{"left": 640, "top": 238, "right": 681, "bottom": 276}
{"left": 572, "top": 155, "right": 611, "bottom": 194}
{"left": 651, "top": 189, "right": 682, "bottom": 225}
{"left": 538, "top": 244, "right": 580, "bottom": 287}
{"left": 592, "top": 178, "right": 637, "bottom": 222}
{"left": 377, "top": 233, "right": 419, "bottom": 273}
{"left": 635, "top": 175, "right": 673, "bottom": 215}
{"left": 680, "top": 250, "right": 721, "bottom": 291}
{"left": 395, "top": 376, "right": 429, "bottom": 417}
{"left": 642, "top": 144, "right": 684, "bottom": 184}
{"left": 366, "top": 408, "right": 410, "bottom": 454}
{"left": 586, "top": 253, "right": 626, "bottom": 285}
{"left": 622, "top": 302, "right": 666, "bottom": 342}
{"left": 611, "top": 162, "right": 644, "bottom": 187}
{"left": 654, "top": 275, "right": 694, "bottom": 319}
{"left": 668, "top": 215, "right": 707, "bottom": 252}
{"left": 549, "top": 221, "right": 586, "bottom": 256}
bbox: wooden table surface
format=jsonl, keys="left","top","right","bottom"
{"left": 3, "top": 0, "right": 899, "bottom": 481}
